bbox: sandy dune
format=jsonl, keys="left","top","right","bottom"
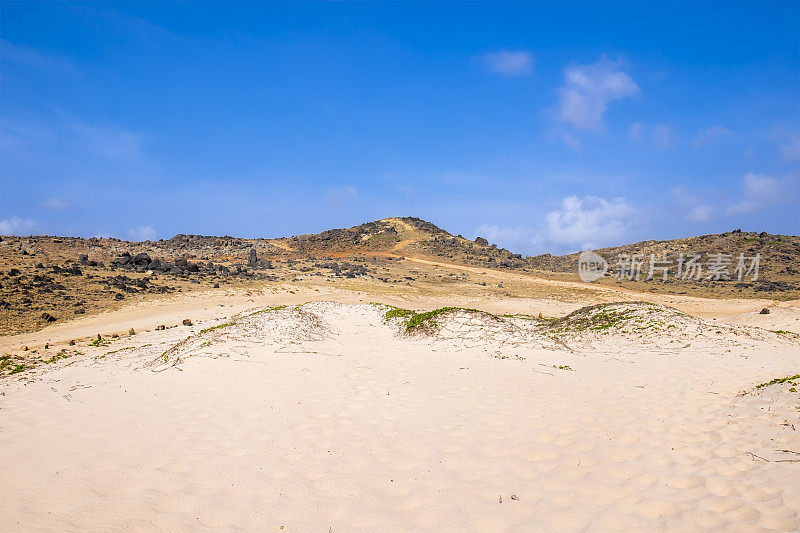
{"left": 1, "top": 299, "right": 799, "bottom": 531}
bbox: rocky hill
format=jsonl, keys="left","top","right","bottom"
{"left": 526, "top": 229, "right": 800, "bottom": 294}
{"left": 1, "top": 219, "right": 799, "bottom": 336}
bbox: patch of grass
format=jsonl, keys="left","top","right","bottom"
{"left": 247, "top": 305, "right": 287, "bottom": 317}
{"left": 500, "top": 313, "right": 555, "bottom": 322}
{"left": 2, "top": 355, "right": 35, "bottom": 375}
{"left": 44, "top": 351, "right": 75, "bottom": 364}
{"left": 548, "top": 302, "right": 670, "bottom": 335}
{"left": 406, "top": 307, "right": 463, "bottom": 331}
{"left": 9, "top": 364, "right": 29, "bottom": 374}
{"left": 553, "top": 364, "right": 574, "bottom": 371}
{"left": 772, "top": 330, "right": 791, "bottom": 335}
{"left": 756, "top": 373, "right": 800, "bottom": 389}
{"left": 384, "top": 306, "right": 416, "bottom": 320}
{"left": 104, "top": 346, "right": 135, "bottom": 356}
{"left": 368, "top": 233, "right": 401, "bottom": 243}
{"left": 89, "top": 337, "right": 111, "bottom": 347}
{"left": 384, "top": 305, "right": 497, "bottom": 332}
{"left": 200, "top": 322, "right": 236, "bottom": 334}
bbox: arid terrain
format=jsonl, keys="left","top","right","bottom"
{"left": 1, "top": 218, "right": 799, "bottom": 531}
{"left": 2, "top": 217, "right": 798, "bottom": 339}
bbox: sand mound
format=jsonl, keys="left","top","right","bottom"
{"left": 545, "top": 301, "right": 797, "bottom": 353}
{"left": 380, "top": 302, "right": 797, "bottom": 355}
{"left": 149, "top": 305, "right": 329, "bottom": 370}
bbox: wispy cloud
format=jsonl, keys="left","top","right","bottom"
{"left": 727, "top": 173, "right": 791, "bottom": 215}
{"left": 126, "top": 225, "right": 157, "bottom": 241}
{"left": 560, "top": 133, "right": 580, "bottom": 150}
{"left": 672, "top": 186, "right": 713, "bottom": 222}
{"left": 0, "top": 216, "right": 36, "bottom": 236}
{"left": 557, "top": 57, "right": 639, "bottom": 131}
{"left": 779, "top": 135, "right": 800, "bottom": 161}
{"left": 478, "top": 50, "right": 533, "bottom": 76}
{"left": 1, "top": 112, "right": 157, "bottom": 174}
{"left": 0, "top": 39, "right": 77, "bottom": 75}
{"left": 324, "top": 186, "right": 358, "bottom": 209}
{"left": 653, "top": 124, "right": 672, "bottom": 149}
{"left": 72, "top": 6, "right": 178, "bottom": 46}
{"left": 69, "top": 121, "right": 149, "bottom": 163}
{"left": 42, "top": 198, "right": 70, "bottom": 210}
{"left": 693, "top": 125, "right": 732, "bottom": 148}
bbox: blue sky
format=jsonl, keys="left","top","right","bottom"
{"left": 1, "top": 1, "right": 798, "bottom": 254}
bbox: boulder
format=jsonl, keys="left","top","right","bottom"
{"left": 111, "top": 253, "right": 131, "bottom": 265}
{"left": 132, "top": 253, "right": 151, "bottom": 266}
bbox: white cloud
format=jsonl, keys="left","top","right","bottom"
{"left": 126, "top": 225, "right": 157, "bottom": 241}
{"left": 324, "top": 186, "right": 358, "bottom": 209}
{"left": 561, "top": 133, "right": 581, "bottom": 150}
{"left": 0, "top": 216, "right": 36, "bottom": 236}
{"left": 694, "top": 125, "right": 732, "bottom": 147}
{"left": 476, "top": 195, "right": 637, "bottom": 254}
{"left": 779, "top": 135, "right": 800, "bottom": 161}
{"left": 672, "top": 186, "right": 713, "bottom": 222}
{"left": 653, "top": 124, "right": 672, "bottom": 149}
{"left": 70, "top": 122, "right": 148, "bottom": 163}
{"left": 543, "top": 196, "right": 634, "bottom": 250}
{"left": 727, "top": 173, "right": 788, "bottom": 215}
{"left": 479, "top": 50, "right": 533, "bottom": 76}
{"left": 43, "top": 197, "right": 69, "bottom": 210}
{"left": 685, "top": 204, "right": 714, "bottom": 223}
{"left": 629, "top": 122, "right": 644, "bottom": 140}
{"left": 476, "top": 224, "right": 538, "bottom": 250}
{"left": 558, "top": 57, "right": 639, "bottom": 131}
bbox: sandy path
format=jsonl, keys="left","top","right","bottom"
{"left": 403, "top": 256, "right": 782, "bottom": 318}
{"left": 1, "top": 303, "right": 798, "bottom": 531}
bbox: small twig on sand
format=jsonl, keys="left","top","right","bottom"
{"left": 746, "top": 451, "right": 800, "bottom": 463}
{"left": 777, "top": 449, "right": 800, "bottom": 456}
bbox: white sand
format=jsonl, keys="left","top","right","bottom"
{"left": 1, "top": 300, "right": 799, "bottom": 531}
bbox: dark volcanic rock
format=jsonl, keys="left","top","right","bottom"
{"left": 248, "top": 248, "right": 258, "bottom": 267}
{"left": 111, "top": 252, "right": 132, "bottom": 265}
{"left": 132, "top": 253, "right": 151, "bottom": 266}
